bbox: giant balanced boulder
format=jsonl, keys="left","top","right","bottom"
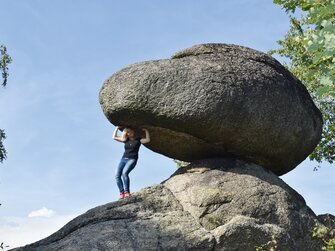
{"left": 99, "top": 43, "right": 323, "bottom": 175}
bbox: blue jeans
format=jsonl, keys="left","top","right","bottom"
{"left": 115, "top": 158, "right": 137, "bottom": 193}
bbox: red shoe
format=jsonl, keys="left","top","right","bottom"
{"left": 119, "top": 192, "right": 125, "bottom": 199}
{"left": 124, "top": 191, "right": 131, "bottom": 198}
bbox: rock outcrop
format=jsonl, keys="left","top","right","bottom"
{"left": 99, "top": 43, "right": 323, "bottom": 175}
{"left": 13, "top": 44, "right": 326, "bottom": 250}
{"left": 13, "top": 158, "right": 325, "bottom": 251}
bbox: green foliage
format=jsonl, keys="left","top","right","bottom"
{"left": 310, "top": 99, "right": 335, "bottom": 163}
{"left": 173, "top": 159, "right": 190, "bottom": 168}
{"left": 255, "top": 235, "right": 278, "bottom": 251}
{"left": 0, "top": 45, "right": 12, "bottom": 87}
{"left": 272, "top": 0, "right": 335, "bottom": 164}
{"left": 312, "top": 217, "right": 335, "bottom": 250}
{"left": 0, "top": 44, "right": 11, "bottom": 163}
{"left": 272, "top": 0, "right": 335, "bottom": 97}
{"left": 0, "top": 129, "right": 6, "bottom": 163}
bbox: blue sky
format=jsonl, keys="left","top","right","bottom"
{"left": 0, "top": 0, "right": 334, "bottom": 248}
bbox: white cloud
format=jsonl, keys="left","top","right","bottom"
{"left": 0, "top": 212, "right": 79, "bottom": 250}
{"left": 28, "top": 207, "right": 55, "bottom": 218}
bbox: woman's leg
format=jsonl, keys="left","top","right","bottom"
{"left": 115, "top": 158, "right": 127, "bottom": 193}
{"left": 122, "top": 158, "right": 137, "bottom": 193}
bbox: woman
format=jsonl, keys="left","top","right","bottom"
{"left": 113, "top": 126, "right": 150, "bottom": 199}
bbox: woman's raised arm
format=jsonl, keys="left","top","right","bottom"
{"left": 113, "top": 126, "right": 125, "bottom": 142}
{"left": 140, "top": 128, "right": 150, "bottom": 144}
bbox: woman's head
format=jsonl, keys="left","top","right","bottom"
{"left": 121, "top": 127, "right": 136, "bottom": 141}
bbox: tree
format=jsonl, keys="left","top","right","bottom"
{"left": 0, "top": 44, "right": 11, "bottom": 250}
{"left": 0, "top": 45, "right": 12, "bottom": 163}
{"left": 312, "top": 216, "right": 335, "bottom": 251}
{"left": 1, "top": 45, "right": 11, "bottom": 88}
{"left": 271, "top": 0, "right": 335, "bottom": 165}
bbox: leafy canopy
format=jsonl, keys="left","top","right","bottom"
{"left": 272, "top": 0, "right": 335, "bottom": 164}
{"left": 0, "top": 45, "right": 11, "bottom": 88}
{"left": 0, "top": 45, "right": 12, "bottom": 163}
{"left": 273, "top": 0, "right": 335, "bottom": 98}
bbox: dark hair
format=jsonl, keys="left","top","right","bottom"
{"left": 121, "top": 127, "right": 136, "bottom": 141}
{"left": 124, "top": 126, "right": 135, "bottom": 131}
